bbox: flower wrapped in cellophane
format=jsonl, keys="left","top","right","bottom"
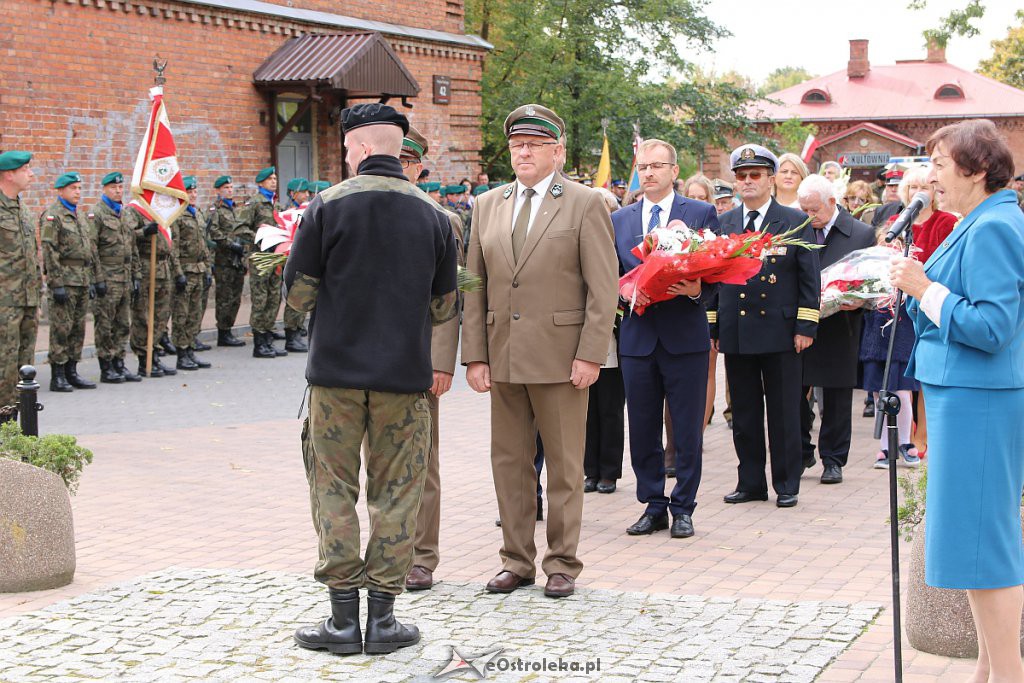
{"left": 250, "top": 207, "right": 303, "bottom": 276}
{"left": 819, "top": 245, "right": 903, "bottom": 319}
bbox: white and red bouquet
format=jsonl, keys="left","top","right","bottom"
{"left": 619, "top": 219, "right": 818, "bottom": 315}
{"left": 250, "top": 206, "right": 304, "bottom": 276}
{"left": 818, "top": 245, "right": 906, "bottom": 319}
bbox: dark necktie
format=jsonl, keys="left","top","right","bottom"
{"left": 512, "top": 188, "right": 535, "bottom": 263}
{"left": 815, "top": 228, "right": 826, "bottom": 245}
{"left": 744, "top": 210, "right": 759, "bottom": 232}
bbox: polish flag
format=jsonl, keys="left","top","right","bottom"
{"left": 800, "top": 134, "right": 820, "bottom": 164}
{"left": 130, "top": 86, "right": 187, "bottom": 246}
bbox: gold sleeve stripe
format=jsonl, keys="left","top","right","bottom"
{"left": 706, "top": 311, "right": 718, "bottom": 324}
{"left": 797, "top": 307, "right": 820, "bottom": 322}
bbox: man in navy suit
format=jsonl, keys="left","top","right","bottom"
{"left": 614, "top": 139, "right": 720, "bottom": 538}
{"left": 708, "top": 144, "right": 820, "bottom": 508}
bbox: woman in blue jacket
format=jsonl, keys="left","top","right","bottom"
{"left": 891, "top": 119, "right": 1024, "bottom": 682}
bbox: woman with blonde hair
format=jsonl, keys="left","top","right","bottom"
{"left": 775, "top": 153, "right": 808, "bottom": 208}
{"left": 844, "top": 180, "right": 878, "bottom": 223}
{"left": 680, "top": 174, "right": 716, "bottom": 204}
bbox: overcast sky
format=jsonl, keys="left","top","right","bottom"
{"left": 676, "top": 0, "right": 1020, "bottom": 85}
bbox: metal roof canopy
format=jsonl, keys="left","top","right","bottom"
{"left": 254, "top": 32, "right": 420, "bottom": 99}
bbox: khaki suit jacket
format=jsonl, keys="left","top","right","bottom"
{"left": 461, "top": 177, "right": 618, "bottom": 384}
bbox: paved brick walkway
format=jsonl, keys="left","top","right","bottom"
{"left": 0, "top": 347, "right": 978, "bottom": 681}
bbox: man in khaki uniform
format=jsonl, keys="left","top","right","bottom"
{"left": 0, "top": 151, "right": 43, "bottom": 410}
{"left": 397, "top": 127, "right": 464, "bottom": 592}
{"left": 462, "top": 104, "right": 618, "bottom": 598}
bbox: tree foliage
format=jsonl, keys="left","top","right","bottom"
{"left": 979, "top": 10, "right": 1024, "bottom": 89}
{"left": 908, "top": 0, "right": 986, "bottom": 49}
{"left": 465, "top": 0, "right": 760, "bottom": 179}
{"left": 770, "top": 118, "right": 818, "bottom": 156}
{"left": 761, "top": 67, "right": 815, "bottom": 96}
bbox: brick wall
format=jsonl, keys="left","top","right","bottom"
{"left": 283, "top": 0, "right": 464, "bottom": 35}
{"left": 1, "top": 0, "right": 483, "bottom": 213}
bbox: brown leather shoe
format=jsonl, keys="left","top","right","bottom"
{"left": 405, "top": 565, "right": 434, "bottom": 591}
{"left": 544, "top": 573, "right": 575, "bottom": 598}
{"left": 485, "top": 570, "right": 535, "bottom": 593}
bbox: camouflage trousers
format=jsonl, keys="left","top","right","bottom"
{"left": 249, "top": 268, "right": 281, "bottom": 334}
{"left": 200, "top": 275, "right": 211, "bottom": 331}
{"left": 130, "top": 273, "right": 173, "bottom": 355}
{"left": 214, "top": 264, "right": 245, "bottom": 331}
{"left": 0, "top": 305, "right": 38, "bottom": 407}
{"left": 93, "top": 280, "right": 131, "bottom": 361}
{"left": 48, "top": 285, "right": 89, "bottom": 365}
{"left": 283, "top": 303, "right": 306, "bottom": 331}
{"left": 172, "top": 272, "right": 205, "bottom": 349}
{"left": 302, "top": 386, "right": 431, "bottom": 594}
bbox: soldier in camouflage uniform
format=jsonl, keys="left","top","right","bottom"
{"left": 41, "top": 172, "right": 105, "bottom": 392}
{"left": 126, "top": 201, "right": 181, "bottom": 377}
{"left": 170, "top": 176, "right": 212, "bottom": 371}
{"left": 208, "top": 175, "right": 249, "bottom": 347}
{"left": 0, "top": 151, "right": 43, "bottom": 411}
{"left": 285, "top": 104, "right": 458, "bottom": 656}
{"left": 87, "top": 171, "right": 141, "bottom": 384}
{"left": 282, "top": 178, "right": 310, "bottom": 353}
{"left": 443, "top": 184, "right": 472, "bottom": 248}
{"left": 238, "top": 166, "right": 285, "bottom": 358}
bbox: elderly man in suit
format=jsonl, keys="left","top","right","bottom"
{"left": 463, "top": 104, "right": 618, "bottom": 598}
{"left": 614, "top": 139, "right": 720, "bottom": 539}
{"left": 708, "top": 144, "right": 821, "bottom": 508}
{"left": 798, "top": 174, "right": 876, "bottom": 485}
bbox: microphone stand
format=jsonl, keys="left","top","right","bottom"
{"left": 873, "top": 226, "right": 914, "bottom": 683}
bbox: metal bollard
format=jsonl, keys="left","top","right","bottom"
{"left": 17, "top": 365, "right": 43, "bottom": 444}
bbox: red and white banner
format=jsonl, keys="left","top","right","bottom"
{"left": 130, "top": 86, "right": 187, "bottom": 246}
{"left": 800, "top": 134, "right": 820, "bottom": 164}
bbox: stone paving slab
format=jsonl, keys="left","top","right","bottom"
{"left": 0, "top": 568, "right": 881, "bottom": 682}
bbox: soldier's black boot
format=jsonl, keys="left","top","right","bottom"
{"left": 187, "top": 347, "right": 211, "bottom": 369}
{"left": 99, "top": 358, "right": 125, "bottom": 384}
{"left": 154, "top": 351, "right": 176, "bottom": 376}
{"left": 294, "top": 589, "right": 362, "bottom": 655}
{"left": 271, "top": 329, "right": 286, "bottom": 340}
{"left": 284, "top": 329, "right": 308, "bottom": 353}
{"left": 49, "top": 363, "right": 73, "bottom": 392}
{"left": 217, "top": 328, "right": 245, "bottom": 347}
{"left": 193, "top": 335, "right": 212, "bottom": 351}
{"left": 176, "top": 348, "right": 199, "bottom": 371}
{"left": 114, "top": 357, "right": 142, "bottom": 382}
{"left": 252, "top": 332, "right": 276, "bottom": 359}
{"left": 363, "top": 590, "right": 420, "bottom": 654}
{"left": 65, "top": 361, "right": 97, "bottom": 389}
{"left": 138, "top": 354, "right": 165, "bottom": 378}
{"left": 159, "top": 332, "right": 176, "bottom": 356}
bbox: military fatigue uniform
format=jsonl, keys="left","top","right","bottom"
{"left": 208, "top": 197, "right": 251, "bottom": 332}
{"left": 238, "top": 192, "right": 281, "bottom": 335}
{"left": 87, "top": 200, "right": 139, "bottom": 364}
{"left": 127, "top": 206, "right": 182, "bottom": 356}
{"left": 170, "top": 207, "right": 211, "bottom": 349}
{"left": 0, "top": 192, "right": 42, "bottom": 406}
{"left": 199, "top": 214, "right": 216, "bottom": 334}
{"left": 40, "top": 201, "right": 100, "bottom": 365}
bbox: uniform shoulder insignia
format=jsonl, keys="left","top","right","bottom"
{"left": 502, "top": 185, "right": 515, "bottom": 199}
{"left": 550, "top": 183, "right": 563, "bottom": 198}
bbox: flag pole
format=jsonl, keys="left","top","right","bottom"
{"left": 144, "top": 59, "right": 167, "bottom": 377}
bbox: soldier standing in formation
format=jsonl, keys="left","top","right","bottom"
{"left": 169, "top": 176, "right": 212, "bottom": 371}
{"left": 282, "top": 177, "right": 310, "bottom": 354}
{"left": 398, "top": 126, "right": 464, "bottom": 592}
{"left": 208, "top": 175, "right": 248, "bottom": 347}
{"left": 41, "top": 172, "right": 105, "bottom": 392}
{"left": 126, "top": 196, "right": 181, "bottom": 377}
{"left": 87, "top": 171, "right": 141, "bottom": 383}
{"left": 239, "top": 166, "right": 285, "bottom": 358}
{"left": 286, "top": 104, "right": 458, "bottom": 655}
{"left": 0, "top": 151, "right": 43, "bottom": 410}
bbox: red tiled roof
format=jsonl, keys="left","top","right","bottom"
{"left": 817, "top": 122, "right": 921, "bottom": 148}
{"left": 754, "top": 61, "right": 1024, "bottom": 122}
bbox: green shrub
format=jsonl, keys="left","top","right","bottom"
{"left": 0, "top": 421, "right": 93, "bottom": 494}
{"left": 897, "top": 468, "right": 927, "bottom": 542}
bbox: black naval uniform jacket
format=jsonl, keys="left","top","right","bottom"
{"left": 709, "top": 198, "right": 820, "bottom": 355}
{"left": 283, "top": 155, "right": 458, "bottom": 394}
{"left": 800, "top": 209, "right": 877, "bottom": 388}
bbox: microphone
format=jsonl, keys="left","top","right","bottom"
{"left": 884, "top": 191, "right": 930, "bottom": 243}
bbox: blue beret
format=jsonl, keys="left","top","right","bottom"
{"left": 730, "top": 144, "right": 779, "bottom": 173}
{"left": 611, "top": 179, "right": 626, "bottom": 188}
{"left": 0, "top": 151, "right": 32, "bottom": 172}
{"left": 341, "top": 103, "right": 410, "bottom": 135}
{"left": 54, "top": 172, "right": 81, "bottom": 189}
{"left": 255, "top": 166, "right": 276, "bottom": 183}
{"left": 101, "top": 172, "right": 124, "bottom": 186}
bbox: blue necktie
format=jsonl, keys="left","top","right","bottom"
{"left": 648, "top": 204, "right": 661, "bottom": 233}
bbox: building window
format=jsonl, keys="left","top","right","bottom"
{"left": 276, "top": 99, "right": 312, "bottom": 134}
{"left": 801, "top": 89, "right": 830, "bottom": 104}
{"left": 934, "top": 84, "right": 964, "bottom": 100}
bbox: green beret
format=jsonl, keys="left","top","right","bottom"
{"left": 444, "top": 184, "right": 466, "bottom": 196}
{"left": 214, "top": 175, "right": 232, "bottom": 188}
{"left": 472, "top": 184, "right": 489, "bottom": 196}
{"left": 54, "top": 172, "right": 82, "bottom": 189}
{"left": 183, "top": 176, "right": 197, "bottom": 190}
{"left": 504, "top": 104, "right": 565, "bottom": 140}
{"left": 416, "top": 183, "right": 430, "bottom": 192}
{"left": 287, "top": 177, "right": 309, "bottom": 193}
{"left": 313, "top": 181, "right": 331, "bottom": 193}
{"left": 401, "top": 127, "right": 429, "bottom": 160}
{"left": 424, "top": 182, "right": 441, "bottom": 192}
{"left": 0, "top": 151, "right": 32, "bottom": 172}
{"left": 101, "top": 172, "right": 124, "bottom": 186}
{"left": 255, "top": 166, "right": 276, "bottom": 183}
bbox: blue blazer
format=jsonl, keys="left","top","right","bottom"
{"left": 906, "top": 190, "right": 1024, "bottom": 388}
{"left": 613, "top": 194, "right": 720, "bottom": 357}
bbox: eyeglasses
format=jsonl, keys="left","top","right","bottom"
{"left": 637, "top": 162, "right": 674, "bottom": 172}
{"left": 508, "top": 141, "right": 557, "bottom": 153}
{"left": 735, "top": 170, "right": 769, "bottom": 181}
{"left": 846, "top": 196, "right": 865, "bottom": 205}
{"left": 399, "top": 159, "right": 418, "bottom": 169}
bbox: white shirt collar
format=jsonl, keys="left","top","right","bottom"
{"left": 518, "top": 172, "right": 556, "bottom": 201}
{"left": 643, "top": 192, "right": 675, "bottom": 217}
{"left": 824, "top": 207, "right": 840, "bottom": 235}
{"left": 744, "top": 197, "right": 772, "bottom": 221}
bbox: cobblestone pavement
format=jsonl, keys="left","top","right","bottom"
{"left": 0, "top": 568, "right": 880, "bottom": 682}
